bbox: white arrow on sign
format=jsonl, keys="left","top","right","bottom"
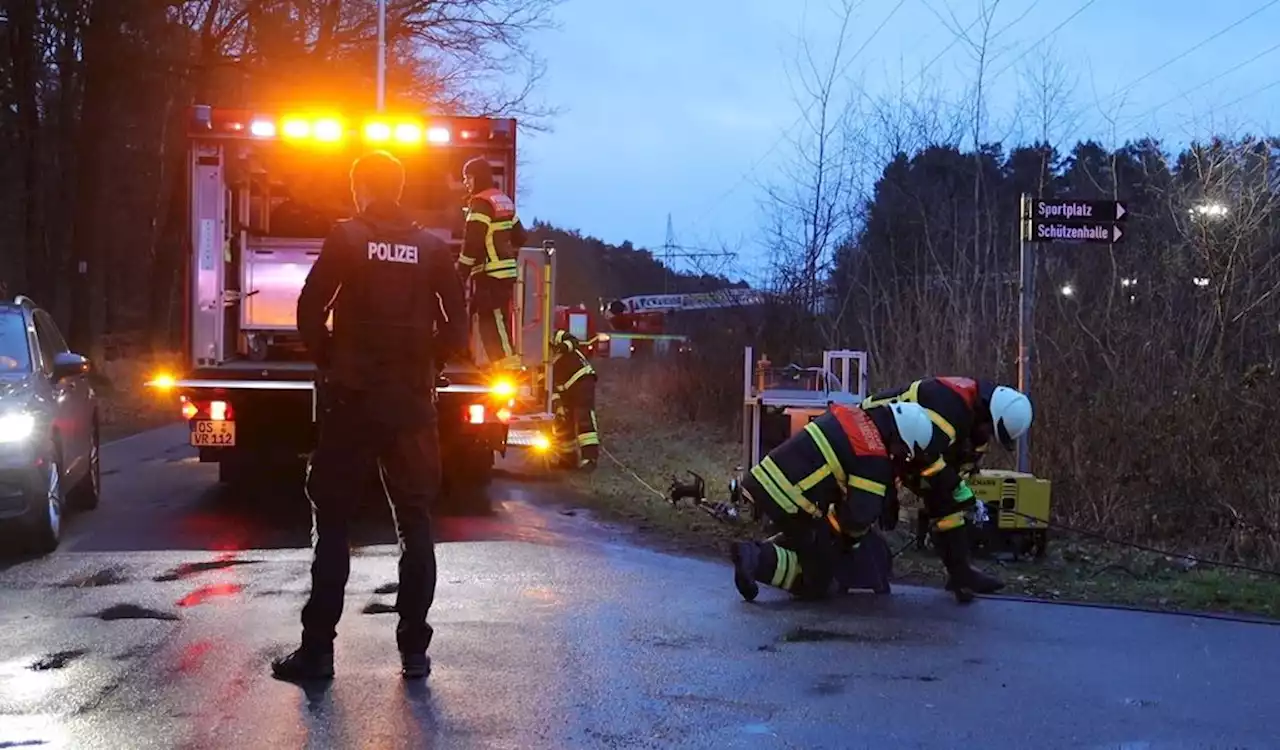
{"left": 1112, "top": 224, "right": 1124, "bottom": 242}
{"left": 1115, "top": 202, "right": 1127, "bottom": 221}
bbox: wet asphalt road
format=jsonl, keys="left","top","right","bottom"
{"left": 0, "top": 426, "right": 1279, "bottom": 749}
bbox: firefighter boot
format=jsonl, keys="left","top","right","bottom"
{"left": 730, "top": 542, "right": 761, "bottom": 602}
{"left": 935, "top": 525, "right": 1004, "bottom": 603}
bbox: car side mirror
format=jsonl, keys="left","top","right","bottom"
{"left": 52, "top": 351, "right": 91, "bottom": 380}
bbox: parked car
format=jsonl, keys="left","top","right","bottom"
{"left": 0, "top": 296, "right": 100, "bottom": 554}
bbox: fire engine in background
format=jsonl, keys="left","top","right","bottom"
{"left": 146, "top": 105, "right": 558, "bottom": 509}
{"left": 552, "top": 304, "right": 607, "bottom": 356}
{"left": 598, "top": 288, "right": 767, "bottom": 358}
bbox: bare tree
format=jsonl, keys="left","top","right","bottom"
{"left": 760, "top": 0, "right": 866, "bottom": 352}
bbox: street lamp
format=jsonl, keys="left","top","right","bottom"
{"left": 1190, "top": 202, "right": 1228, "bottom": 218}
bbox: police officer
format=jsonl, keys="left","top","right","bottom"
{"left": 457, "top": 157, "right": 527, "bottom": 369}
{"left": 549, "top": 329, "right": 600, "bottom": 470}
{"left": 272, "top": 150, "right": 466, "bottom": 682}
{"left": 730, "top": 402, "right": 936, "bottom": 602}
{"left": 862, "top": 377, "right": 1033, "bottom": 601}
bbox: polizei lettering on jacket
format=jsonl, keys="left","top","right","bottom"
{"left": 1036, "top": 201, "right": 1094, "bottom": 219}
{"left": 367, "top": 242, "right": 420, "bottom": 264}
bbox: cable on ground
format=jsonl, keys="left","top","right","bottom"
{"left": 999, "top": 508, "right": 1280, "bottom": 580}
{"left": 596, "top": 446, "right": 1280, "bottom": 583}
{"left": 599, "top": 445, "right": 667, "bottom": 501}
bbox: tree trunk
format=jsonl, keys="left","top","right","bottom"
{"left": 5, "top": 0, "right": 41, "bottom": 300}
{"left": 68, "top": 0, "right": 124, "bottom": 359}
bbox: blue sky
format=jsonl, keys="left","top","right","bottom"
{"left": 515, "top": 0, "right": 1280, "bottom": 273}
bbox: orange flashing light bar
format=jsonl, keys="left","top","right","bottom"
{"left": 192, "top": 106, "right": 514, "bottom": 148}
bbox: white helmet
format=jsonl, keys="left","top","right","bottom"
{"left": 889, "top": 402, "right": 934, "bottom": 460}
{"left": 989, "top": 385, "right": 1033, "bottom": 449}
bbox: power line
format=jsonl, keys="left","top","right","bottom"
{"left": 681, "top": 0, "right": 910, "bottom": 232}
{"left": 986, "top": 0, "right": 1100, "bottom": 83}
{"left": 1123, "top": 39, "right": 1280, "bottom": 125}
{"left": 1217, "top": 76, "right": 1280, "bottom": 112}
{"left": 1099, "top": 0, "right": 1280, "bottom": 110}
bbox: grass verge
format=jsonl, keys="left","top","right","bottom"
{"left": 563, "top": 361, "right": 1280, "bottom": 620}
{"left": 95, "top": 353, "right": 181, "bottom": 442}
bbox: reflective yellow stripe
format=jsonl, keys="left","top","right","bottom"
{"left": 466, "top": 213, "right": 492, "bottom": 225}
{"left": 796, "top": 464, "right": 830, "bottom": 492}
{"left": 492, "top": 220, "right": 514, "bottom": 231}
{"left": 921, "top": 456, "right": 946, "bottom": 477}
{"left": 849, "top": 474, "right": 887, "bottom": 496}
{"left": 934, "top": 510, "right": 966, "bottom": 531}
{"left": 760, "top": 458, "right": 822, "bottom": 518}
{"left": 485, "top": 267, "right": 518, "bottom": 280}
{"left": 770, "top": 545, "right": 789, "bottom": 587}
{"left": 862, "top": 379, "right": 921, "bottom": 409}
{"left": 803, "top": 422, "right": 847, "bottom": 489}
{"left": 577, "top": 431, "right": 599, "bottom": 447}
{"left": 494, "top": 309, "right": 514, "bottom": 357}
{"left": 458, "top": 255, "right": 477, "bottom": 267}
{"left": 750, "top": 464, "right": 799, "bottom": 514}
{"left": 771, "top": 546, "right": 801, "bottom": 590}
{"left": 926, "top": 409, "right": 956, "bottom": 443}
{"left": 561, "top": 365, "right": 594, "bottom": 392}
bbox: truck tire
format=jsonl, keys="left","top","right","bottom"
{"left": 439, "top": 446, "right": 494, "bottom": 516}
{"left": 218, "top": 457, "right": 249, "bottom": 487}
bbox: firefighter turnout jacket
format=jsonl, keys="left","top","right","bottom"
{"left": 458, "top": 188, "right": 528, "bottom": 283}
{"left": 862, "top": 376, "right": 993, "bottom": 530}
{"left": 550, "top": 331, "right": 600, "bottom": 465}
{"left": 746, "top": 404, "right": 895, "bottom": 543}
{"left": 296, "top": 201, "right": 467, "bottom": 426}
{"left": 734, "top": 403, "right": 907, "bottom": 599}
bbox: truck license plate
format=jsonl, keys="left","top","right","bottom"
{"left": 190, "top": 420, "right": 236, "bottom": 447}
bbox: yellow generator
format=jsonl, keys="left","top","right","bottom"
{"left": 915, "top": 470, "right": 1051, "bottom": 560}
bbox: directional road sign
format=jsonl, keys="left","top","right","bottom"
{"left": 1028, "top": 221, "right": 1124, "bottom": 244}
{"left": 1026, "top": 199, "right": 1128, "bottom": 223}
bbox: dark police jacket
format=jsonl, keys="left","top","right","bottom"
{"left": 296, "top": 201, "right": 466, "bottom": 427}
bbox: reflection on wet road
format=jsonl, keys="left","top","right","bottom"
{"left": 0, "top": 425, "right": 1277, "bottom": 749}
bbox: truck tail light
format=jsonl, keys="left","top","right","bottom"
{"left": 208, "top": 400, "right": 230, "bottom": 421}
{"left": 468, "top": 404, "right": 485, "bottom": 424}
{"left": 181, "top": 399, "right": 198, "bottom": 421}
{"left": 496, "top": 408, "right": 512, "bottom": 423}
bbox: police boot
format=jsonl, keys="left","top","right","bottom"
{"left": 730, "top": 542, "right": 761, "bottom": 602}
{"left": 935, "top": 526, "right": 1004, "bottom": 603}
{"left": 271, "top": 647, "right": 335, "bottom": 682}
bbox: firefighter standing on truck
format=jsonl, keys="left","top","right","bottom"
{"left": 273, "top": 150, "right": 467, "bottom": 682}
{"left": 457, "top": 157, "right": 527, "bottom": 370}
{"left": 861, "top": 377, "right": 1033, "bottom": 601}
{"left": 730, "top": 402, "right": 936, "bottom": 602}
{"left": 549, "top": 329, "right": 600, "bottom": 470}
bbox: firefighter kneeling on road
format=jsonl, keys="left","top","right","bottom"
{"left": 549, "top": 329, "right": 600, "bottom": 471}
{"left": 862, "top": 376, "right": 1033, "bottom": 601}
{"left": 730, "top": 402, "right": 936, "bottom": 602}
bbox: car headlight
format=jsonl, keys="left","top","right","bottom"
{"left": 0, "top": 413, "right": 36, "bottom": 443}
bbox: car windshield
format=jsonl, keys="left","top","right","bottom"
{"left": 0, "top": 310, "right": 32, "bottom": 373}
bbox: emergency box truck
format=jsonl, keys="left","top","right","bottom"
{"left": 147, "top": 105, "right": 557, "bottom": 507}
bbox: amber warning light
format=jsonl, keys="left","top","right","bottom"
{"left": 192, "top": 107, "right": 515, "bottom": 148}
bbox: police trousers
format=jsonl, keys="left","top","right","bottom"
{"left": 301, "top": 388, "right": 441, "bottom": 655}
{"left": 471, "top": 279, "right": 517, "bottom": 367}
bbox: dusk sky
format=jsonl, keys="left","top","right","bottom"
{"left": 513, "top": 0, "right": 1280, "bottom": 276}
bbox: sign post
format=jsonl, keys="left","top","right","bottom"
{"left": 1016, "top": 196, "right": 1129, "bottom": 473}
